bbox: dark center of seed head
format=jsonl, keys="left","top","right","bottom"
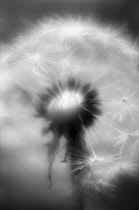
{"left": 45, "top": 79, "right": 101, "bottom": 128}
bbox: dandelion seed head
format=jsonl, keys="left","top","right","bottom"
{"left": 1, "top": 16, "right": 139, "bottom": 200}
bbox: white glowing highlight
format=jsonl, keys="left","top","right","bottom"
{"left": 56, "top": 18, "right": 91, "bottom": 44}
{"left": 47, "top": 90, "right": 83, "bottom": 122}
{"left": 57, "top": 90, "right": 82, "bottom": 110}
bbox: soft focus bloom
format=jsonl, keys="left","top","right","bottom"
{"left": 0, "top": 16, "right": 139, "bottom": 208}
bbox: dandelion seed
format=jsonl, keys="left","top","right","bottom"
{"left": 55, "top": 17, "right": 92, "bottom": 46}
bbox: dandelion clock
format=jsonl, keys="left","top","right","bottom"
{"left": 0, "top": 16, "right": 139, "bottom": 210}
